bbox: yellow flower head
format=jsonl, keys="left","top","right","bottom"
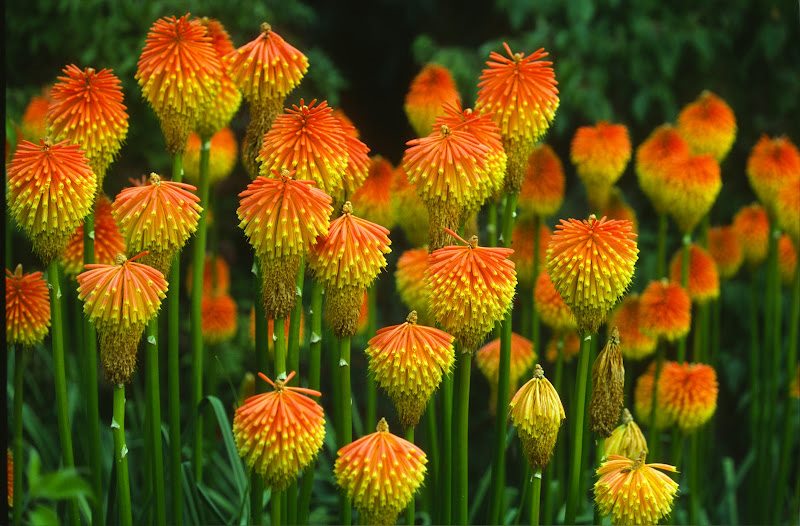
{"left": 605, "top": 409, "right": 648, "bottom": 459}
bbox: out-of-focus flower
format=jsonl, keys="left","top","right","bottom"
{"left": 332, "top": 109, "right": 370, "bottom": 197}
{"left": 350, "top": 156, "right": 395, "bottom": 228}
{"left": 519, "top": 144, "right": 564, "bottom": 219}
{"left": 510, "top": 219, "right": 550, "bottom": 288}
{"left": 509, "top": 364, "right": 565, "bottom": 469}
{"left": 778, "top": 234, "right": 797, "bottom": 287}
{"left": 775, "top": 177, "right": 800, "bottom": 246}
{"left": 6, "top": 265, "right": 51, "bottom": 347}
{"left": 202, "top": 293, "right": 238, "bottom": 344}
{"left": 677, "top": 91, "right": 737, "bottom": 162}
{"left": 634, "top": 363, "right": 673, "bottom": 430}
{"left": 195, "top": 17, "right": 241, "bottom": 138}
{"left": 708, "top": 226, "right": 744, "bottom": 279}
{"left": 186, "top": 255, "right": 230, "bottom": 297}
{"left": 61, "top": 195, "right": 126, "bottom": 276}
{"left": 605, "top": 408, "right": 648, "bottom": 459}
{"left": 571, "top": 122, "right": 631, "bottom": 210}
{"left": 476, "top": 332, "right": 536, "bottom": 414}
{"left": 746, "top": 135, "right": 800, "bottom": 214}
{"left": 247, "top": 307, "right": 305, "bottom": 348}
{"left": 589, "top": 327, "right": 624, "bottom": 437}
{"left": 391, "top": 165, "right": 429, "bottom": 247}
{"left": 732, "top": 203, "right": 770, "bottom": 269}
{"left": 183, "top": 128, "right": 238, "bottom": 185}
{"left": 669, "top": 244, "right": 720, "bottom": 303}
{"left": 659, "top": 362, "right": 718, "bottom": 432}
{"left": 534, "top": 270, "right": 577, "bottom": 332}
{"left": 404, "top": 63, "right": 461, "bottom": 137}
{"left": 663, "top": 154, "right": 721, "bottom": 234}
{"left": 609, "top": 294, "right": 656, "bottom": 360}
{"left": 636, "top": 125, "right": 690, "bottom": 214}
{"left": 638, "top": 280, "right": 691, "bottom": 342}
{"left": 601, "top": 187, "right": 638, "bottom": 233}
{"left": 395, "top": 248, "right": 431, "bottom": 321}
{"left": 545, "top": 331, "right": 580, "bottom": 363}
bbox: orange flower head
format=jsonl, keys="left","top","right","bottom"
{"left": 427, "top": 230, "right": 517, "bottom": 352}
{"left": 669, "top": 244, "right": 720, "bottom": 303}
{"left": 187, "top": 255, "right": 231, "bottom": 296}
{"left": 594, "top": 454, "right": 679, "bottom": 525}
{"left": 747, "top": 135, "right": 800, "bottom": 213}
{"left": 545, "top": 331, "right": 580, "bottom": 363}
{"left": 664, "top": 154, "right": 722, "bottom": 234}
{"left": 183, "top": 128, "right": 238, "bottom": 185}
{"left": 605, "top": 409, "right": 648, "bottom": 459}
{"left": 639, "top": 279, "right": 691, "bottom": 342}
{"left": 778, "top": 234, "right": 797, "bottom": 287}
{"left": 776, "top": 176, "right": 800, "bottom": 246}
{"left": 708, "top": 226, "right": 744, "bottom": 279}
{"left": 332, "top": 110, "right": 371, "bottom": 196}
{"left": 732, "top": 203, "right": 770, "bottom": 269}
{"left": 136, "top": 14, "right": 222, "bottom": 153}
{"left": 601, "top": 187, "right": 638, "bottom": 233}
{"left": 677, "top": 91, "right": 737, "bottom": 162}
{"left": 633, "top": 363, "right": 673, "bottom": 430}
{"left": 335, "top": 418, "right": 427, "bottom": 526}
{"left": 519, "top": 144, "right": 565, "bottom": 219}
{"left": 510, "top": 219, "right": 550, "bottom": 288}
{"left": 61, "top": 195, "right": 126, "bottom": 276}
{"left": 546, "top": 216, "right": 638, "bottom": 333}
{"left": 476, "top": 332, "right": 536, "bottom": 414}
{"left": 201, "top": 293, "right": 238, "bottom": 344}
{"left": 47, "top": 65, "right": 129, "bottom": 180}
{"left": 112, "top": 173, "right": 202, "bottom": 274}
{"left": 658, "top": 362, "right": 718, "bottom": 432}
{"left": 234, "top": 371, "right": 325, "bottom": 490}
{"left": 404, "top": 63, "right": 461, "bottom": 137}
{"left": 259, "top": 99, "right": 349, "bottom": 195}
{"left": 20, "top": 89, "right": 51, "bottom": 141}
{"left": 366, "top": 311, "right": 455, "bottom": 427}
{"left": 77, "top": 253, "right": 168, "bottom": 383}
{"left": 194, "top": 18, "right": 242, "bottom": 137}
{"left": 635, "top": 125, "right": 691, "bottom": 213}
{"left": 350, "top": 156, "right": 396, "bottom": 228}
{"left": 509, "top": 364, "right": 566, "bottom": 469}
{"left": 6, "top": 265, "right": 51, "bottom": 347}
{"left": 391, "top": 166, "right": 429, "bottom": 247}
{"left": 534, "top": 270, "right": 577, "bottom": 332}
{"left": 395, "top": 248, "right": 432, "bottom": 321}
{"left": 609, "top": 294, "right": 656, "bottom": 360}
{"left": 7, "top": 139, "right": 96, "bottom": 263}
{"left": 571, "top": 122, "right": 631, "bottom": 209}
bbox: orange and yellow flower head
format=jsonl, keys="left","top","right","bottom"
{"left": 366, "top": 311, "right": 455, "bottom": 427}
{"left": 112, "top": 173, "right": 202, "bottom": 275}
{"left": 708, "top": 226, "right": 744, "bottom": 279}
{"left": 635, "top": 125, "right": 691, "bottom": 214}
{"left": 6, "top": 265, "right": 51, "bottom": 347}
{"left": 391, "top": 166, "right": 430, "bottom": 247}
{"left": 334, "top": 418, "right": 427, "bottom": 526}
{"left": 395, "top": 248, "right": 432, "bottom": 321}
{"left": 570, "top": 122, "right": 631, "bottom": 210}
{"left": 183, "top": 128, "right": 238, "bottom": 186}
{"left": 7, "top": 139, "right": 96, "bottom": 263}
{"left": 634, "top": 363, "right": 673, "bottom": 430}
{"left": 605, "top": 408, "right": 648, "bottom": 459}
{"left": 669, "top": 244, "right": 720, "bottom": 303}
{"left": 546, "top": 216, "right": 638, "bottom": 333}
{"left": 659, "top": 362, "right": 718, "bottom": 432}
{"left": 19, "top": 89, "right": 51, "bottom": 142}
{"left": 404, "top": 64, "right": 461, "bottom": 137}
{"left": 776, "top": 177, "right": 800, "bottom": 246}
{"left": 62, "top": 195, "right": 126, "bottom": 276}
{"left": 186, "top": 255, "right": 230, "bottom": 297}
{"left": 77, "top": 253, "right": 168, "bottom": 383}
{"left": 732, "top": 203, "right": 770, "bottom": 269}
{"left": 136, "top": 14, "right": 222, "bottom": 153}
{"left": 601, "top": 187, "right": 638, "bottom": 233}
{"left": 194, "top": 17, "right": 241, "bottom": 137}
{"left": 350, "top": 156, "right": 396, "bottom": 228}
{"left": 609, "top": 294, "right": 656, "bottom": 361}
{"left": 546, "top": 331, "right": 581, "bottom": 363}
{"left": 663, "top": 154, "right": 722, "bottom": 234}
{"left": 476, "top": 332, "right": 536, "bottom": 414}
{"left": 778, "top": 235, "right": 797, "bottom": 287}
{"left": 309, "top": 202, "right": 391, "bottom": 337}
{"left": 746, "top": 135, "right": 800, "bottom": 214}
{"left": 534, "top": 270, "right": 577, "bottom": 332}
{"left": 677, "top": 91, "right": 737, "bottom": 162}
{"left": 594, "top": 454, "right": 679, "bottom": 525}
{"left": 47, "top": 64, "right": 128, "bottom": 182}
{"left": 509, "top": 364, "right": 565, "bottom": 470}
{"left": 427, "top": 230, "right": 516, "bottom": 352}
{"left": 638, "top": 279, "right": 691, "bottom": 342}
{"left": 333, "top": 110, "right": 371, "bottom": 197}
{"left": 519, "top": 144, "right": 565, "bottom": 219}
{"left": 511, "top": 220, "right": 550, "bottom": 288}
{"left": 589, "top": 328, "right": 625, "bottom": 437}
{"left": 233, "top": 372, "right": 325, "bottom": 490}
{"left": 202, "top": 293, "right": 238, "bottom": 344}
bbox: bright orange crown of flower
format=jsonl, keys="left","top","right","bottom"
{"left": 663, "top": 154, "right": 721, "bottom": 234}
{"left": 258, "top": 99, "right": 349, "bottom": 195}
{"left": 350, "top": 156, "right": 396, "bottom": 228}
{"left": 62, "top": 195, "right": 126, "bottom": 276}
{"left": 332, "top": 111, "right": 371, "bottom": 196}
{"left": 670, "top": 244, "right": 720, "bottom": 303}
{"left": 224, "top": 23, "right": 308, "bottom": 104}
{"left": 609, "top": 294, "right": 656, "bottom": 360}
{"left": 519, "top": 144, "right": 565, "bottom": 218}
{"left": 308, "top": 202, "right": 391, "bottom": 289}
{"left": 6, "top": 265, "right": 51, "bottom": 347}
{"left": 546, "top": 216, "right": 638, "bottom": 333}
{"left": 634, "top": 363, "right": 673, "bottom": 429}
{"left": 746, "top": 135, "right": 800, "bottom": 213}
{"left": 677, "top": 91, "right": 737, "bottom": 162}
{"left": 635, "top": 125, "right": 691, "bottom": 214}
{"left": 335, "top": 418, "right": 427, "bottom": 526}
{"left": 476, "top": 43, "right": 559, "bottom": 143}
{"left": 201, "top": 293, "right": 238, "bottom": 344}
{"left": 639, "top": 280, "right": 691, "bottom": 342}
{"left": 594, "top": 454, "right": 679, "bottom": 525}
{"left": 237, "top": 168, "right": 333, "bottom": 259}
{"left": 476, "top": 332, "right": 536, "bottom": 387}
{"left": 395, "top": 248, "right": 431, "bottom": 318}
{"left": 778, "top": 235, "right": 797, "bottom": 287}
{"left": 708, "top": 226, "right": 743, "bottom": 279}
{"left": 366, "top": 312, "right": 455, "bottom": 427}
{"left": 732, "top": 204, "right": 770, "bottom": 268}
{"left": 570, "top": 121, "right": 631, "bottom": 191}
{"left": 7, "top": 139, "right": 96, "bottom": 261}
{"left": 404, "top": 63, "right": 461, "bottom": 137}
{"left": 511, "top": 220, "right": 550, "bottom": 288}
{"left": 183, "top": 128, "right": 238, "bottom": 185}
{"left": 233, "top": 372, "right": 325, "bottom": 490}
{"left": 187, "top": 255, "right": 230, "bottom": 297}
{"left": 776, "top": 178, "right": 800, "bottom": 246}
{"left": 534, "top": 269, "right": 577, "bottom": 332}
{"left": 47, "top": 64, "right": 129, "bottom": 178}
{"left": 546, "top": 331, "right": 581, "bottom": 363}
{"left": 20, "top": 92, "right": 51, "bottom": 141}
{"left": 658, "top": 361, "right": 718, "bottom": 431}
{"left": 427, "top": 230, "right": 517, "bottom": 351}
{"left": 195, "top": 18, "right": 242, "bottom": 137}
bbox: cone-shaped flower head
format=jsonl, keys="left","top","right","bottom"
{"left": 395, "top": 248, "right": 432, "bottom": 321}
{"left": 746, "top": 135, "right": 800, "bottom": 214}
{"left": 663, "top": 154, "right": 722, "bottom": 234}
{"left": 546, "top": 215, "right": 638, "bottom": 333}
{"left": 511, "top": 220, "right": 550, "bottom": 288}
{"left": 194, "top": 17, "right": 242, "bottom": 137}
{"left": 519, "top": 144, "right": 565, "bottom": 219}
{"left": 186, "top": 255, "right": 230, "bottom": 296}
{"left": 571, "top": 122, "right": 631, "bottom": 210}
{"left": 202, "top": 293, "right": 238, "bottom": 344}
{"left": 365, "top": 311, "right": 455, "bottom": 427}
{"left": 677, "top": 91, "right": 737, "bottom": 162}
{"left": 112, "top": 173, "right": 202, "bottom": 275}
{"left": 62, "top": 195, "right": 126, "bottom": 276}
{"left": 635, "top": 125, "right": 691, "bottom": 214}
{"left": 590, "top": 327, "right": 625, "bottom": 437}
{"left": 183, "top": 128, "right": 238, "bottom": 185}
{"left": 427, "top": 230, "right": 517, "bottom": 352}
{"left": 404, "top": 63, "right": 461, "bottom": 137}
{"left": 594, "top": 454, "right": 679, "bottom": 525}
{"left": 47, "top": 64, "right": 128, "bottom": 181}
{"left": 708, "top": 225, "right": 744, "bottom": 279}
{"left": 658, "top": 362, "right": 718, "bottom": 432}
{"left": 546, "top": 331, "right": 581, "bottom": 363}
{"left": 669, "top": 244, "right": 720, "bottom": 303}
{"left": 6, "top": 265, "right": 51, "bottom": 347}
{"left": 77, "top": 253, "right": 168, "bottom": 383}
{"left": 779, "top": 235, "right": 797, "bottom": 287}
{"left": 639, "top": 279, "right": 691, "bottom": 342}
{"left": 136, "top": 14, "right": 222, "bottom": 153}
{"left": 233, "top": 371, "right": 325, "bottom": 490}
{"left": 605, "top": 409, "right": 648, "bottom": 459}
{"left": 732, "top": 203, "right": 770, "bottom": 269}
{"left": 609, "top": 294, "right": 656, "bottom": 360}
{"left": 259, "top": 99, "right": 349, "bottom": 194}
{"left": 509, "top": 364, "right": 565, "bottom": 470}
{"left": 335, "top": 418, "right": 427, "bottom": 526}
{"left": 634, "top": 363, "right": 673, "bottom": 430}
{"left": 476, "top": 332, "right": 536, "bottom": 414}
{"left": 534, "top": 270, "right": 577, "bottom": 331}
{"left": 309, "top": 202, "right": 391, "bottom": 337}
{"left": 776, "top": 177, "right": 800, "bottom": 246}
{"left": 20, "top": 89, "right": 51, "bottom": 142}
{"left": 7, "top": 139, "right": 96, "bottom": 263}
{"left": 333, "top": 110, "right": 371, "bottom": 196}
{"left": 391, "top": 166, "right": 430, "bottom": 247}
{"left": 350, "top": 156, "right": 396, "bottom": 228}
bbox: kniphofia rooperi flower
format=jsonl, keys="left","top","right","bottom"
{"left": 732, "top": 203, "right": 770, "bottom": 269}
{"left": 634, "top": 363, "right": 673, "bottom": 430}
{"left": 605, "top": 408, "right": 648, "bottom": 459}
{"left": 570, "top": 121, "right": 631, "bottom": 210}
{"left": 201, "top": 293, "right": 238, "bottom": 344}
{"left": 746, "top": 135, "right": 800, "bottom": 214}
{"left": 510, "top": 219, "right": 550, "bottom": 288}
{"left": 669, "top": 243, "right": 720, "bottom": 303}
{"left": 186, "top": 254, "right": 230, "bottom": 296}
{"left": 404, "top": 63, "right": 461, "bottom": 137}
{"left": 183, "top": 128, "right": 238, "bottom": 185}
{"left": 476, "top": 332, "right": 536, "bottom": 414}
{"left": 662, "top": 153, "right": 721, "bottom": 234}
{"left": 194, "top": 17, "right": 241, "bottom": 138}
{"left": 677, "top": 90, "right": 737, "bottom": 162}
{"left": 350, "top": 156, "right": 396, "bottom": 229}
{"left": 333, "top": 109, "right": 371, "bottom": 197}
{"left": 519, "top": 143, "right": 565, "bottom": 219}
{"left": 61, "top": 194, "right": 126, "bottom": 276}
{"left": 638, "top": 279, "right": 692, "bottom": 342}
{"left": 778, "top": 234, "right": 797, "bottom": 287}
{"left": 394, "top": 247, "right": 431, "bottom": 321}
{"left": 391, "top": 165, "right": 430, "bottom": 248}
{"left": 534, "top": 269, "right": 577, "bottom": 332}
{"left": 589, "top": 327, "right": 624, "bottom": 437}
{"left": 635, "top": 124, "right": 690, "bottom": 214}
{"left": 658, "top": 361, "right": 718, "bottom": 432}
{"left": 6, "top": 265, "right": 51, "bottom": 347}
{"left": 776, "top": 175, "right": 800, "bottom": 246}
{"left": 608, "top": 294, "right": 656, "bottom": 360}
{"left": 708, "top": 225, "right": 744, "bottom": 279}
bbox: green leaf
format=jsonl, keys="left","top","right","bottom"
{"left": 199, "top": 396, "right": 248, "bottom": 501}
{"left": 29, "top": 468, "right": 93, "bottom": 502}
{"left": 28, "top": 505, "right": 60, "bottom": 526}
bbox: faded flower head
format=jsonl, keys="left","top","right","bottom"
{"left": 589, "top": 327, "right": 625, "bottom": 437}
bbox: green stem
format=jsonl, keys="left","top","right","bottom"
{"left": 287, "top": 260, "right": 305, "bottom": 381}
{"left": 406, "top": 427, "right": 416, "bottom": 525}
{"left": 765, "top": 224, "right": 783, "bottom": 523}
{"left": 455, "top": 351, "right": 472, "bottom": 525}
{"left": 146, "top": 319, "right": 167, "bottom": 525}
{"left": 542, "top": 339, "right": 564, "bottom": 525}
{"left": 275, "top": 317, "right": 287, "bottom": 379}
{"left": 441, "top": 371, "right": 454, "bottom": 525}
{"left": 677, "top": 233, "right": 691, "bottom": 363}
{"left": 487, "top": 199, "right": 498, "bottom": 246}
{"left": 113, "top": 384, "right": 133, "bottom": 526}
{"left": 271, "top": 490, "right": 282, "bottom": 526}
{"left": 13, "top": 348, "right": 25, "bottom": 526}
{"left": 530, "top": 469, "right": 542, "bottom": 526}
{"left": 251, "top": 263, "right": 269, "bottom": 525}
{"left": 648, "top": 342, "right": 665, "bottom": 459}
{"left": 424, "top": 398, "right": 439, "bottom": 523}
{"left": 689, "top": 433, "right": 700, "bottom": 524}
{"left": 749, "top": 275, "right": 761, "bottom": 446}
{"left": 656, "top": 213, "right": 668, "bottom": 279}
{"left": 489, "top": 310, "right": 512, "bottom": 524}
{"left": 564, "top": 332, "right": 592, "bottom": 525}
{"left": 594, "top": 438, "right": 606, "bottom": 525}
{"left": 500, "top": 193, "right": 518, "bottom": 248}
{"left": 366, "top": 286, "right": 378, "bottom": 427}
{"left": 338, "top": 335, "right": 352, "bottom": 526}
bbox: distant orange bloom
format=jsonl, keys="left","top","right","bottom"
{"left": 476, "top": 332, "right": 536, "bottom": 414}
{"left": 534, "top": 270, "right": 577, "bottom": 332}
{"left": 6, "top": 265, "right": 51, "bottom": 347}
{"left": 677, "top": 91, "right": 737, "bottom": 162}
{"left": 708, "top": 226, "right": 744, "bottom": 279}
{"left": 350, "top": 156, "right": 396, "bottom": 228}
{"left": 395, "top": 248, "right": 431, "bottom": 320}
{"left": 545, "top": 331, "right": 580, "bottom": 363}
{"left": 609, "top": 294, "right": 656, "bottom": 360}
{"left": 391, "top": 166, "right": 430, "bottom": 247}
{"left": 332, "top": 110, "right": 371, "bottom": 196}
{"left": 639, "top": 280, "right": 691, "bottom": 342}
{"left": 186, "top": 255, "right": 230, "bottom": 297}
{"left": 633, "top": 362, "right": 673, "bottom": 429}
{"left": 776, "top": 177, "right": 800, "bottom": 246}
{"left": 183, "top": 128, "right": 238, "bottom": 185}
{"left": 732, "top": 204, "right": 770, "bottom": 269}
{"left": 61, "top": 195, "right": 126, "bottom": 276}
{"left": 746, "top": 135, "right": 800, "bottom": 213}
{"left": 778, "top": 234, "right": 797, "bottom": 287}
{"left": 404, "top": 63, "right": 461, "bottom": 137}
{"left": 636, "top": 124, "right": 691, "bottom": 214}
{"left": 510, "top": 219, "right": 550, "bottom": 288}
{"left": 663, "top": 154, "right": 721, "bottom": 234}
{"left": 19, "top": 89, "right": 51, "bottom": 142}
{"left": 202, "top": 293, "right": 238, "bottom": 344}
{"left": 195, "top": 18, "right": 241, "bottom": 137}
{"left": 519, "top": 144, "right": 565, "bottom": 218}
{"left": 571, "top": 122, "right": 631, "bottom": 209}
{"left": 659, "top": 361, "right": 718, "bottom": 431}
{"left": 669, "top": 244, "right": 720, "bottom": 303}
{"left": 601, "top": 187, "right": 638, "bottom": 233}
